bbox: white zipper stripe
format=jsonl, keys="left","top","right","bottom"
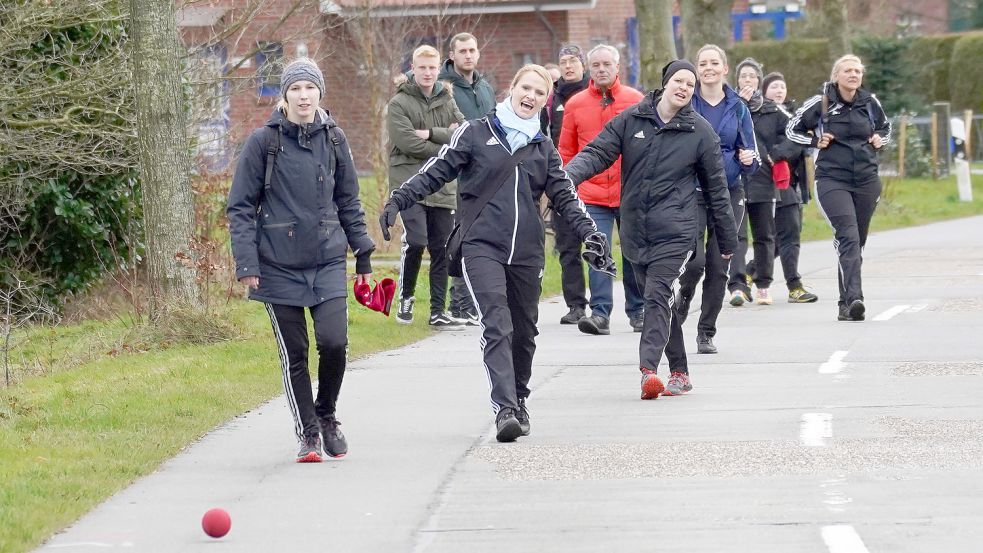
{"left": 507, "top": 168, "right": 520, "bottom": 264}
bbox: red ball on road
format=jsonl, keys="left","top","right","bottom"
{"left": 201, "top": 508, "right": 231, "bottom": 538}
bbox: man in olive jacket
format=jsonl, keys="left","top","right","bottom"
{"left": 387, "top": 45, "right": 466, "bottom": 327}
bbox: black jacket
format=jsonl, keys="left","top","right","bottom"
{"left": 564, "top": 90, "right": 738, "bottom": 264}
{"left": 787, "top": 83, "right": 891, "bottom": 185}
{"left": 438, "top": 59, "right": 496, "bottom": 120}
{"left": 748, "top": 99, "right": 807, "bottom": 204}
{"left": 227, "top": 108, "right": 375, "bottom": 306}
{"left": 389, "top": 112, "right": 596, "bottom": 267}
{"left": 539, "top": 74, "right": 590, "bottom": 143}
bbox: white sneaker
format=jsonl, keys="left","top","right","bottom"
{"left": 729, "top": 289, "right": 748, "bottom": 307}
{"left": 755, "top": 288, "right": 773, "bottom": 305}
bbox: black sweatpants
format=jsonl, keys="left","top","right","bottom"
{"left": 747, "top": 200, "right": 777, "bottom": 289}
{"left": 552, "top": 206, "right": 588, "bottom": 310}
{"left": 679, "top": 186, "right": 741, "bottom": 338}
{"left": 265, "top": 298, "right": 348, "bottom": 442}
{"left": 774, "top": 203, "right": 803, "bottom": 290}
{"left": 398, "top": 203, "right": 454, "bottom": 314}
{"left": 727, "top": 190, "right": 750, "bottom": 295}
{"left": 631, "top": 246, "right": 692, "bottom": 374}
{"left": 462, "top": 256, "right": 542, "bottom": 413}
{"left": 816, "top": 178, "right": 881, "bottom": 306}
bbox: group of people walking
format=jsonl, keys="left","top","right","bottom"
{"left": 227, "top": 34, "right": 891, "bottom": 460}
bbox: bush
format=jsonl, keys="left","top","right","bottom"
{"left": 906, "top": 33, "right": 962, "bottom": 106}
{"left": 853, "top": 36, "right": 922, "bottom": 114}
{"left": 728, "top": 39, "right": 832, "bottom": 106}
{"left": 948, "top": 32, "right": 983, "bottom": 111}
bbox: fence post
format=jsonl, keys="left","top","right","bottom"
{"left": 897, "top": 114, "right": 908, "bottom": 179}
{"left": 933, "top": 102, "right": 952, "bottom": 177}
{"left": 965, "top": 109, "right": 974, "bottom": 163}
{"left": 931, "top": 112, "right": 939, "bottom": 179}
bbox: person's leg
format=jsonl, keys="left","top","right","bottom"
{"left": 727, "top": 190, "right": 750, "bottom": 295}
{"left": 552, "top": 206, "right": 588, "bottom": 313}
{"left": 396, "top": 203, "right": 427, "bottom": 322}
{"left": 265, "top": 303, "right": 319, "bottom": 442}
{"left": 697, "top": 223, "right": 726, "bottom": 339}
{"left": 615, "top": 208, "right": 645, "bottom": 320}
{"left": 583, "top": 204, "right": 615, "bottom": 320}
{"left": 816, "top": 181, "right": 863, "bottom": 310}
{"left": 636, "top": 251, "right": 691, "bottom": 374}
{"left": 852, "top": 178, "right": 882, "bottom": 301}
{"left": 425, "top": 206, "right": 454, "bottom": 317}
{"left": 461, "top": 256, "right": 517, "bottom": 413}
{"left": 748, "top": 200, "right": 777, "bottom": 294}
{"left": 310, "top": 297, "right": 349, "bottom": 457}
{"left": 505, "top": 264, "right": 543, "bottom": 402}
{"left": 775, "top": 203, "right": 803, "bottom": 290}
{"left": 677, "top": 205, "right": 708, "bottom": 320}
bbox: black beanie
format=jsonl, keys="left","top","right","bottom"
{"left": 761, "top": 71, "right": 786, "bottom": 94}
{"left": 661, "top": 59, "right": 697, "bottom": 87}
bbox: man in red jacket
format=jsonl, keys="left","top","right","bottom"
{"left": 559, "top": 44, "right": 644, "bottom": 335}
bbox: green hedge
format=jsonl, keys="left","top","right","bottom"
{"left": 728, "top": 39, "right": 832, "bottom": 106}
{"left": 906, "top": 33, "right": 962, "bottom": 106}
{"left": 949, "top": 33, "right": 983, "bottom": 111}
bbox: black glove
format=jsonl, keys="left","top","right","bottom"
{"left": 379, "top": 201, "right": 400, "bottom": 241}
{"left": 581, "top": 231, "right": 616, "bottom": 277}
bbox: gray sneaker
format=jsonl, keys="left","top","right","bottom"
{"left": 320, "top": 416, "right": 348, "bottom": 458}
{"left": 577, "top": 314, "right": 610, "bottom": 335}
{"left": 396, "top": 296, "right": 414, "bottom": 324}
{"left": 296, "top": 435, "right": 323, "bottom": 463}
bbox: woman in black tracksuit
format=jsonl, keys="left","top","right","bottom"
{"left": 381, "top": 65, "right": 603, "bottom": 443}
{"left": 227, "top": 59, "right": 375, "bottom": 463}
{"left": 787, "top": 55, "right": 891, "bottom": 321}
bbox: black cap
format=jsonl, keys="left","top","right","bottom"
{"left": 661, "top": 59, "right": 697, "bottom": 87}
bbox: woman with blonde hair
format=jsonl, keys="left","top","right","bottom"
{"left": 787, "top": 54, "right": 891, "bottom": 321}
{"left": 380, "top": 65, "right": 608, "bottom": 442}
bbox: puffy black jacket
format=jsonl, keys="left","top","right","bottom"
{"left": 787, "top": 83, "right": 891, "bottom": 185}
{"left": 389, "top": 112, "right": 596, "bottom": 267}
{"left": 748, "top": 99, "right": 807, "bottom": 204}
{"left": 227, "top": 108, "right": 375, "bottom": 306}
{"left": 564, "top": 90, "right": 738, "bottom": 264}
{"left": 539, "top": 74, "right": 590, "bottom": 143}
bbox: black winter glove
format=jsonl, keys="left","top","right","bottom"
{"left": 379, "top": 201, "right": 400, "bottom": 241}
{"left": 581, "top": 231, "right": 616, "bottom": 277}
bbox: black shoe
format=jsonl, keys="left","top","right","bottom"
{"left": 296, "top": 435, "right": 323, "bottom": 463}
{"left": 696, "top": 333, "right": 717, "bottom": 354}
{"left": 452, "top": 309, "right": 480, "bottom": 326}
{"left": 676, "top": 293, "right": 692, "bottom": 324}
{"left": 429, "top": 311, "right": 465, "bottom": 329}
{"left": 837, "top": 304, "right": 850, "bottom": 321}
{"left": 848, "top": 299, "right": 865, "bottom": 321}
{"left": 629, "top": 311, "right": 644, "bottom": 332}
{"left": 396, "top": 296, "right": 414, "bottom": 325}
{"left": 516, "top": 398, "right": 531, "bottom": 436}
{"left": 560, "top": 306, "right": 586, "bottom": 325}
{"left": 495, "top": 408, "right": 522, "bottom": 443}
{"left": 319, "top": 415, "right": 348, "bottom": 458}
{"left": 577, "top": 314, "right": 610, "bottom": 335}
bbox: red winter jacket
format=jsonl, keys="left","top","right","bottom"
{"left": 558, "top": 76, "right": 643, "bottom": 207}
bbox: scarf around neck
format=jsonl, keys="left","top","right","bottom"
{"left": 496, "top": 98, "right": 540, "bottom": 152}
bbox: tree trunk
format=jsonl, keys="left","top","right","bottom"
{"left": 128, "top": 0, "right": 200, "bottom": 317}
{"left": 821, "top": 0, "right": 851, "bottom": 57}
{"left": 636, "top": 0, "right": 677, "bottom": 91}
{"left": 679, "top": 0, "right": 734, "bottom": 61}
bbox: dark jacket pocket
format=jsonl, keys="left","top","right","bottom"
{"left": 319, "top": 219, "right": 347, "bottom": 263}
{"left": 258, "top": 220, "right": 308, "bottom": 268}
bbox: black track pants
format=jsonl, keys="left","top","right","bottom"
{"left": 747, "top": 200, "right": 777, "bottom": 289}
{"left": 398, "top": 203, "right": 454, "bottom": 314}
{"left": 462, "top": 256, "right": 542, "bottom": 413}
{"left": 265, "top": 298, "right": 348, "bottom": 441}
{"left": 631, "top": 247, "right": 692, "bottom": 374}
{"left": 552, "top": 207, "right": 588, "bottom": 310}
{"left": 816, "top": 178, "right": 881, "bottom": 305}
{"left": 774, "top": 203, "right": 803, "bottom": 289}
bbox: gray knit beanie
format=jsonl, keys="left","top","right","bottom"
{"left": 281, "top": 58, "right": 325, "bottom": 99}
{"left": 735, "top": 57, "right": 763, "bottom": 83}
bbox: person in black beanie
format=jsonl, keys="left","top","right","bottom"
{"left": 227, "top": 58, "right": 374, "bottom": 462}
{"left": 540, "top": 44, "right": 591, "bottom": 324}
{"left": 564, "top": 59, "right": 737, "bottom": 399}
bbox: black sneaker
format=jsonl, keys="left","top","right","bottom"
{"left": 629, "top": 311, "right": 644, "bottom": 333}
{"left": 838, "top": 299, "right": 866, "bottom": 321}
{"left": 319, "top": 415, "right": 348, "bottom": 458}
{"left": 696, "top": 333, "right": 717, "bottom": 354}
{"left": 453, "top": 309, "right": 480, "bottom": 326}
{"left": 429, "top": 311, "right": 465, "bottom": 329}
{"left": 559, "top": 306, "right": 586, "bottom": 325}
{"left": 296, "top": 435, "right": 323, "bottom": 463}
{"left": 495, "top": 408, "right": 522, "bottom": 443}
{"left": 516, "top": 398, "right": 531, "bottom": 436}
{"left": 676, "top": 293, "right": 693, "bottom": 324}
{"left": 396, "top": 296, "right": 414, "bottom": 325}
{"left": 577, "top": 314, "right": 610, "bottom": 335}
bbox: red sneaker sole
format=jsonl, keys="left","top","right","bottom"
{"left": 296, "top": 452, "right": 323, "bottom": 463}
{"left": 640, "top": 376, "right": 665, "bottom": 399}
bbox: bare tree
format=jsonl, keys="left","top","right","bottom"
{"left": 129, "top": 0, "right": 200, "bottom": 317}
{"left": 635, "top": 0, "right": 677, "bottom": 91}
{"left": 1, "top": 277, "right": 55, "bottom": 387}
{"left": 679, "top": 0, "right": 734, "bottom": 60}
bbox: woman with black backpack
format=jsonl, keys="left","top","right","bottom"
{"left": 787, "top": 55, "right": 891, "bottom": 321}
{"left": 380, "top": 65, "right": 607, "bottom": 443}
{"left": 227, "top": 58, "right": 375, "bottom": 462}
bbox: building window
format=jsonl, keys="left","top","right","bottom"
{"left": 513, "top": 52, "right": 536, "bottom": 70}
{"left": 256, "top": 41, "right": 283, "bottom": 97}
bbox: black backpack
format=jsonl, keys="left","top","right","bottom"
{"left": 261, "top": 120, "right": 346, "bottom": 191}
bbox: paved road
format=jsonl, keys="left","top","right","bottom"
{"left": 39, "top": 216, "right": 983, "bottom": 552}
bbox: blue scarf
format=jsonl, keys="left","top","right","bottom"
{"left": 495, "top": 98, "right": 540, "bottom": 152}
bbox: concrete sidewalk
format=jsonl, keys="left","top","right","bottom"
{"left": 39, "top": 216, "right": 983, "bottom": 552}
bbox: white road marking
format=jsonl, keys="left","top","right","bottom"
{"left": 872, "top": 304, "right": 911, "bottom": 321}
{"left": 800, "top": 413, "right": 833, "bottom": 446}
{"left": 819, "top": 351, "right": 848, "bottom": 374}
{"left": 906, "top": 304, "right": 928, "bottom": 313}
{"left": 822, "top": 525, "right": 870, "bottom": 553}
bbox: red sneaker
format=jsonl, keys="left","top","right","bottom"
{"left": 640, "top": 368, "right": 664, "bottom": 399}
{"left": 663, "top": 371, "right": 693, "bottom": 396}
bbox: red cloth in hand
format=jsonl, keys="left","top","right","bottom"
{"left": 772, "top": 160, "right": 791, "bottom": 190}
{"left": 353, "top": 278, "right": 396, "bottom": 316}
